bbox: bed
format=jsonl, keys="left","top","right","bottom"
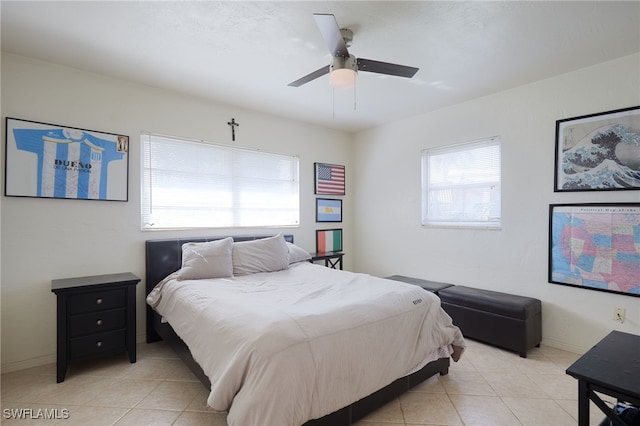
{"left": 145, "top": 234, "right": 464, "bottom": 426}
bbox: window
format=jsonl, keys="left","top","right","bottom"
{"left": 421, "top": 137, "right": 501, "bottom": 229}
{"left": 141, "top": 134, "right": 299, "bottom": 229}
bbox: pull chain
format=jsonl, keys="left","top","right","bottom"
{"left": 353, "top": 80, "right": 357, "bottom": 111}
{"left": 332, "top": 87, "right": 336, "bottom": 120}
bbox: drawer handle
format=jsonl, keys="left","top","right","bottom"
{"left": 96, "top": 298, "right": 103, "bottom": 305}
{"left": 96, "top": 319, "right": 103, "bottom": 326}
{"left": 96, "top": 341, "right": 103, "bottom": 347}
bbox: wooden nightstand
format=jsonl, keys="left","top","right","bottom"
{"left": 310, "top": 251, "right": 344, "bottom": 270}
{"left": 51, "top": 272, "right": 140, "bottom": 383}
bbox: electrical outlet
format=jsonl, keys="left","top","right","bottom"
{"left": 613, "top": 307, "right": 626, "bottom": 323}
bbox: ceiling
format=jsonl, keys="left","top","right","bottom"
{"left": 2, "top": 1, "right": 639, "bottom": 133}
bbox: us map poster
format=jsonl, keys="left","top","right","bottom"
{"left": 549, "top": 204, "right": 640, "bottom": 297}
{"left": 5, "top": 118, "right": 129, "bottom": 201}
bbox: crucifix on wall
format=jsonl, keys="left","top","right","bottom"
{"left": 227, "top": 118, "right": 239, "bottom": 141}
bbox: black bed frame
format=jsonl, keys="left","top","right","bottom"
{"left": 145, "top": 234, "right": 450, "bottom": 426}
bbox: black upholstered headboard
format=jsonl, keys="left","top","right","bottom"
{"left": 145, "top": 234, "right": 294, "bottom": 341}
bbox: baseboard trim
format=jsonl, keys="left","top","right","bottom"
{"left": 1, "top": 353, "right": 56, "bottom": 374}
{"left": 541, "top": 337, "right": 587, "bottom": 355}
{"left": 1, "top": 333, "right": 149, "bottom": 374}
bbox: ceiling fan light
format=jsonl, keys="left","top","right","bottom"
{"left": 330, "top": 55, "right": 357, "bottom": 88}
{"left": 330, "top": 68, "right": 357, "bottom": 88}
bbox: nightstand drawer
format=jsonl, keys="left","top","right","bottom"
{"left": 69, "top": 308, "right": 126, "bottom": 337}
{"left": 68, "top": 289, "right": 125, "bottom": 314}
{"left": 70, "top": 329, "right": 126, "bottom": 358}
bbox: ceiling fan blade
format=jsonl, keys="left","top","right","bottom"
{"left": 288, "top": 65, "right": 330, "bottom": 87}
{"left": 313, "top": 13, "right": 349, "bottom": 57}
{"left": 357, "top": 58, "right": 419, "bottom": 78}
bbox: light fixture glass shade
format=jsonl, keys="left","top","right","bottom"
{"left": 330, "top": 55, "right": 357, "bottom": 88}
{"left": 330, "top": 68, "right": 357, "bottom": 88}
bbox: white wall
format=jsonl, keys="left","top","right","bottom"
{"left": 351, "top": 53, "right": 640, "bottom": 354}
{"left": 2, "top": 51, "right": 639, "bottom": 372}
{"left": 0, "top": 53, "right": 353, "bottom": 372}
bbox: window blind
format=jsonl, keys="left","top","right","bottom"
{"left": 421, "top": 138, "right": 501, "bottom": 228}
{"left": 141, "top": 134, "right": 299, "bottom": 229}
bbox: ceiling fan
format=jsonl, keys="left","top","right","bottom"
{"left": 288, "top": 13, "right": 419, "bottom": 88}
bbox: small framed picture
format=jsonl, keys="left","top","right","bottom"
{"left": 314, "top": 162, "right": 345, "bottom": 195}
{"left": 316, "top": 229, "right": 342, "bottom": 253}
{"left": 316, "top": 198, "right": 342, "bottom": 222}
{"left": 554, "top": 106, "right": 640, "bottom": 192}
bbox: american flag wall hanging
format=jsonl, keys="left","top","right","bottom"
{"left": 315, "top": 162, "right": 345, "bottom": 195}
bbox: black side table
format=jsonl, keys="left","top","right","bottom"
{"left": 51, "top": 272, "right": 140, "bottom": 383}
{"left": 310, "top": 251, "right": 344, "bottom": 270}
{"left": 566, "top": 331, "right": 640, "bottom": 426}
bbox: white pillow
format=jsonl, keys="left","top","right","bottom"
{"left": 232, "top": 234, "right": 290, "bottom": 276}
{"left": 287, "top": 242, "right": 311, "bottom": 264}
{"left": 177, "top": 237, "right": 233, "bottom": 280}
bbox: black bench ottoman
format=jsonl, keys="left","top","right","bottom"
{"left": 438, "top": 285, "right": 541, "bottom": 357}
{"left": 385, "top": 275, "right": 454, "bottom": 295}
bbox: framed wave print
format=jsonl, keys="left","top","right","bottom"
{"left": 5, "top": 118, "right": 129, "bottom": 201}
{"left": 554, "top": 106, "right": 640, "bottom": 192}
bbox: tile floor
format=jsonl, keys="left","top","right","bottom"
{"left": 1, "top": 339, "right": 614, "bottom": 425}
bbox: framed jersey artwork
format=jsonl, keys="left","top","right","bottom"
{"left": 5, "top": 117, "right": 129, "bottom": 201}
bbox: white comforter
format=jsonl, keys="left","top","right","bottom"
{"left": 148, "top": 262, "right": 464, "bottom": 426}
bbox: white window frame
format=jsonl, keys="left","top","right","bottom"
{"left": 421, "top": 137, "right": 502, "bottom": 229}
{"left": 141, "top": 133, "right": 300, "bottom": 230}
